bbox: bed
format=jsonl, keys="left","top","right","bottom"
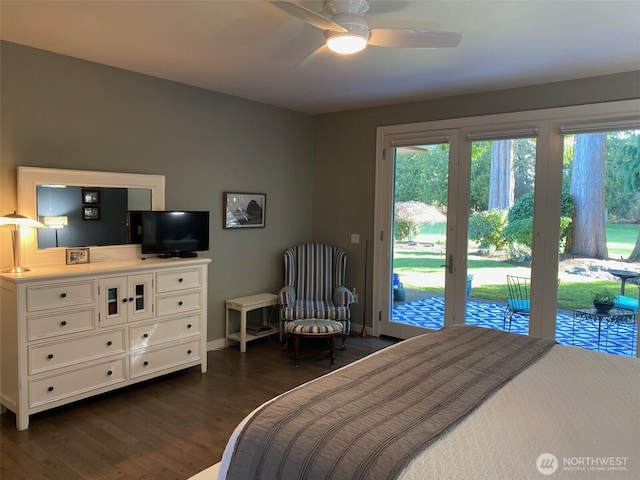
{"left": 206, "top": 325, "right": 638, "bottom": 479}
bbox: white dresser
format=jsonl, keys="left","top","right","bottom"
{"left": 0, "top": 257, "right": 210, "bottom": 430}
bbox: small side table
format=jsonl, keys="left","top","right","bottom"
{"left": 226, "top": 293, "right": 279, "bottom": 352}
{"left": 572, "top": 307, "right": 635, "bottom": 352}
{"left": 607, "top": 269, "right": 640, "bottom": 295}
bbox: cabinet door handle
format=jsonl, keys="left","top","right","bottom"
{"left": 47, "top": 354, "right": 54, "bottom": 359}
{"left": 60, "top": 320, "right": 67, "bottom": 326}
{"left": 128, "top": 297, "right": 134, "bottom": 302}
{"left": 48, "top": 386, "right": 54, "bottom": 392}
{"left": 143, "top": 361, "right": 149, "bottom": 366}
{"left": 178, "top": 301, "right": 183, "bottom": 306}
{"left": 187, "top": 324, "right": 192, "bottom": 329}
{"left": 143, "top": 333, "right": 149, "bottom": 338}
{"left": 60, "top": 293, "right": 67, "bottom": 298}
{"left": 107, "top": 341, "right": 113, "bottom": 346}
{"left": 122, "top": 298, "right": 128, "bottom": 303}
{"left": 178, "top": 278, "right": 183, "bottom": 283}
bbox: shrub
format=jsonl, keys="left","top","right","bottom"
{"left": 505, "top": 191, "right": 574, "bottom": 253}
{"left": 468, "top": 209, "right": 508, "bottom": 251}
{"left": 394, "top": 219, "right": 421, "bottom": 242}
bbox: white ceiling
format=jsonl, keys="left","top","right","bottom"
{"left": 1, "top": 0, "right": 639, "bottom": 115}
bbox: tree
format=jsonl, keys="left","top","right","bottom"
{"left": 394, "top": 146, "right": 449, "bottom": 207}
{"left": 569, "top": 133, "right": 608, "bottom": 258}
{"left": 488, "top": 140, "right": 514, "bottom": 210}
{"left": 616, "top": 132, "right": 640, "bottom": 260}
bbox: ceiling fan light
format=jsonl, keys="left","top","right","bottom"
{"left": 326, "top": 33, "right": 367, "bottom": 54}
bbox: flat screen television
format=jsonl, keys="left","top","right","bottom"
{"left": 129, "top": 210, "right": 210, "bottom": 258}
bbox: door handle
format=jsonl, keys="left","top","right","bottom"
{"left": 440, "top": 255, "right": 454, "bottom": 274}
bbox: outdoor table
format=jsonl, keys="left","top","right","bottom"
{"left": 607, "top": 269, "right": 640, "bottom": 295}
{"left": 572, "top": 307, "right": 636, "bottom": 352}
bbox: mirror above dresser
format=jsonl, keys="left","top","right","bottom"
{"left": 18, "top": 166, "right": 165, "bottom": 267}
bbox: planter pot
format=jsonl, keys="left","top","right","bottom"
{"left": 593, "top": 301, "right": 614, "bottom": 313}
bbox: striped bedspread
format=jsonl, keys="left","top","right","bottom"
{"left": 225, "top": 325, "right": 556, "bottom": 479}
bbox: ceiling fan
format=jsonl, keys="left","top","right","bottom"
{"left": 273, "top": 0, "right": 462, "bottom": 55}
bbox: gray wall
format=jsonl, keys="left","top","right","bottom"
{"left": 0, "top": 41, "right": 315, "bottom": 341}
{"left": 313, "top": 71, "right": 640, "bottom": 326}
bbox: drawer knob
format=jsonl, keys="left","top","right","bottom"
{"left": 60, "top": 321, "right": 67, "bottom": 326}
{"left": 60, "top": 293, "right": 67, "bottom": 298}
{"left": 143, "top": 361, "right": 149, "bottom": 366}
{"left": 187, "top": 349, "right": 192, "bottom": 355}
{"left": 178, "top": 278, "right": 183, "bottom": 283}
{"left": 107, "top": 370, "right": 113, "bottom": 376}
{"left": 129, "top": 297, "right": 134, "bottom": 302}
{"left": 143, "top": 333, "right": 149, "bottom": 338}
{"left": 48, "top": 386, "right": 54, "bottom": 392}
{"left": 178, "top": 301, "right": 183, "bottom": 306}
{"left": 187, "top": 324, "right": 192, "bottom": 329}
{"left": 47, "top": 354, "right": 54, "bottom": 360}
{"left": 122, "top": 298, "right": 128, "bottom": 303}
{"left": 107, "top": 341, "right": 113, "bottom": 346}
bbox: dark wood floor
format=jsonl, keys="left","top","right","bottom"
{"left": 1, "top": 334, "right": 396, "bottom": 480}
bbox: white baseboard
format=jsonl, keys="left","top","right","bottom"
{"left": 207, "top": 338, "right": 227, "bottom": 351}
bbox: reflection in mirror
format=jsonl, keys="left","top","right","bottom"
{"left": 36, "top": 186, "right": 152, "bottom": 249}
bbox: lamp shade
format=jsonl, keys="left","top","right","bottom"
{"left": 0, "top": 211, "right": 46, "bottom": 228}
{"left": 43, "top": 216, "right": 69, "bottom": 228}
{"left": 1, "top": 211, "right": 46, "bottom": 274}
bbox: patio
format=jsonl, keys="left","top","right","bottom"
{"left": 392, "top": 295, "right": 637, "bottom": 357}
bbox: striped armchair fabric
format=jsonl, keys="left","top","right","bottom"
{"left": 279, "top": 243, "right": 355, "bottom": 344}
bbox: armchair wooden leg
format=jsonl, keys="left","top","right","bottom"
{"left": 341, "top": 333, "right": 347, "bottom": 350}
{"left": 281, "top": 333, "right": 290, "bottom": 350}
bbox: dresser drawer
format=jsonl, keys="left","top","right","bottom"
{"left": 130, "top": 314, "right": 201, "bottom": 350}
{"left": 28, "top": 308, "right": 96, "bottom": 341}
{"left": 29, "top": 358, "right": 126, "bottom": 408}
{"left": 156, "top": 268, "right": 203, "bottom": 293}
{"left": 156, "top": 291, "right": 202, "bottom": 317}
{"left": 130, "top": 340, "right": 201, "bottom": 379}
{"left": 28, "top": 329, "right": 125, "bottom": 375}
{"left": 27, "top": 281, "right": 95, "bottom": 312}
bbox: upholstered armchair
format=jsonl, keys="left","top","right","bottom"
{"left": 279, "top": 243, "right": 355, "bottom": 348}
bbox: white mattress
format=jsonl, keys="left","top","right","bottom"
{"left": 217, "top": 343, "right": 639, "bottom": 479}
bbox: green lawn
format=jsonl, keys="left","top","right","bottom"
{"left": 394, "top": 223, "right": 639, "bottom": 311}
{"left": 606, "top": 223, "right": 640, "bottom": 258}
{"left": 401, "top": 280, "right": 623, "bottom": 311}
{"left": 413, "top": 222, "right": 639, "bottom": 258}
{"left": 471, "top": 281, "right": 620, "bottom": 311}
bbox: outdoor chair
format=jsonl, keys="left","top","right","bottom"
{"left": 613, "top": 275, "right": 639, "bottom": 313}
{"left": 278, "top": 243, "right": 355, "bottom": 349}
{"left": 503, "top": 275, "right": 530, "bottom": 331}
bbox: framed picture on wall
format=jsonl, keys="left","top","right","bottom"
{"left": 223, "top": 192, "right": 266, "bottom": 229}
{"left": 82, "top": 188, "right": 100, "bottom": 204}
{"left": 83, "top": 206, "right": 100, "bottom": 220}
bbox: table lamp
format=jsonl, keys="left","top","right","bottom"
{"left": 0, "top": 211, "right": 46, "bottom": 273}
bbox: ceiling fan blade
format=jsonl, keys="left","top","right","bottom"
{"left": 273, "top": 1, "right": 347, "bottom": 32}
{"left": 369, "top": 28, "right": 462, "bottom": 48}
